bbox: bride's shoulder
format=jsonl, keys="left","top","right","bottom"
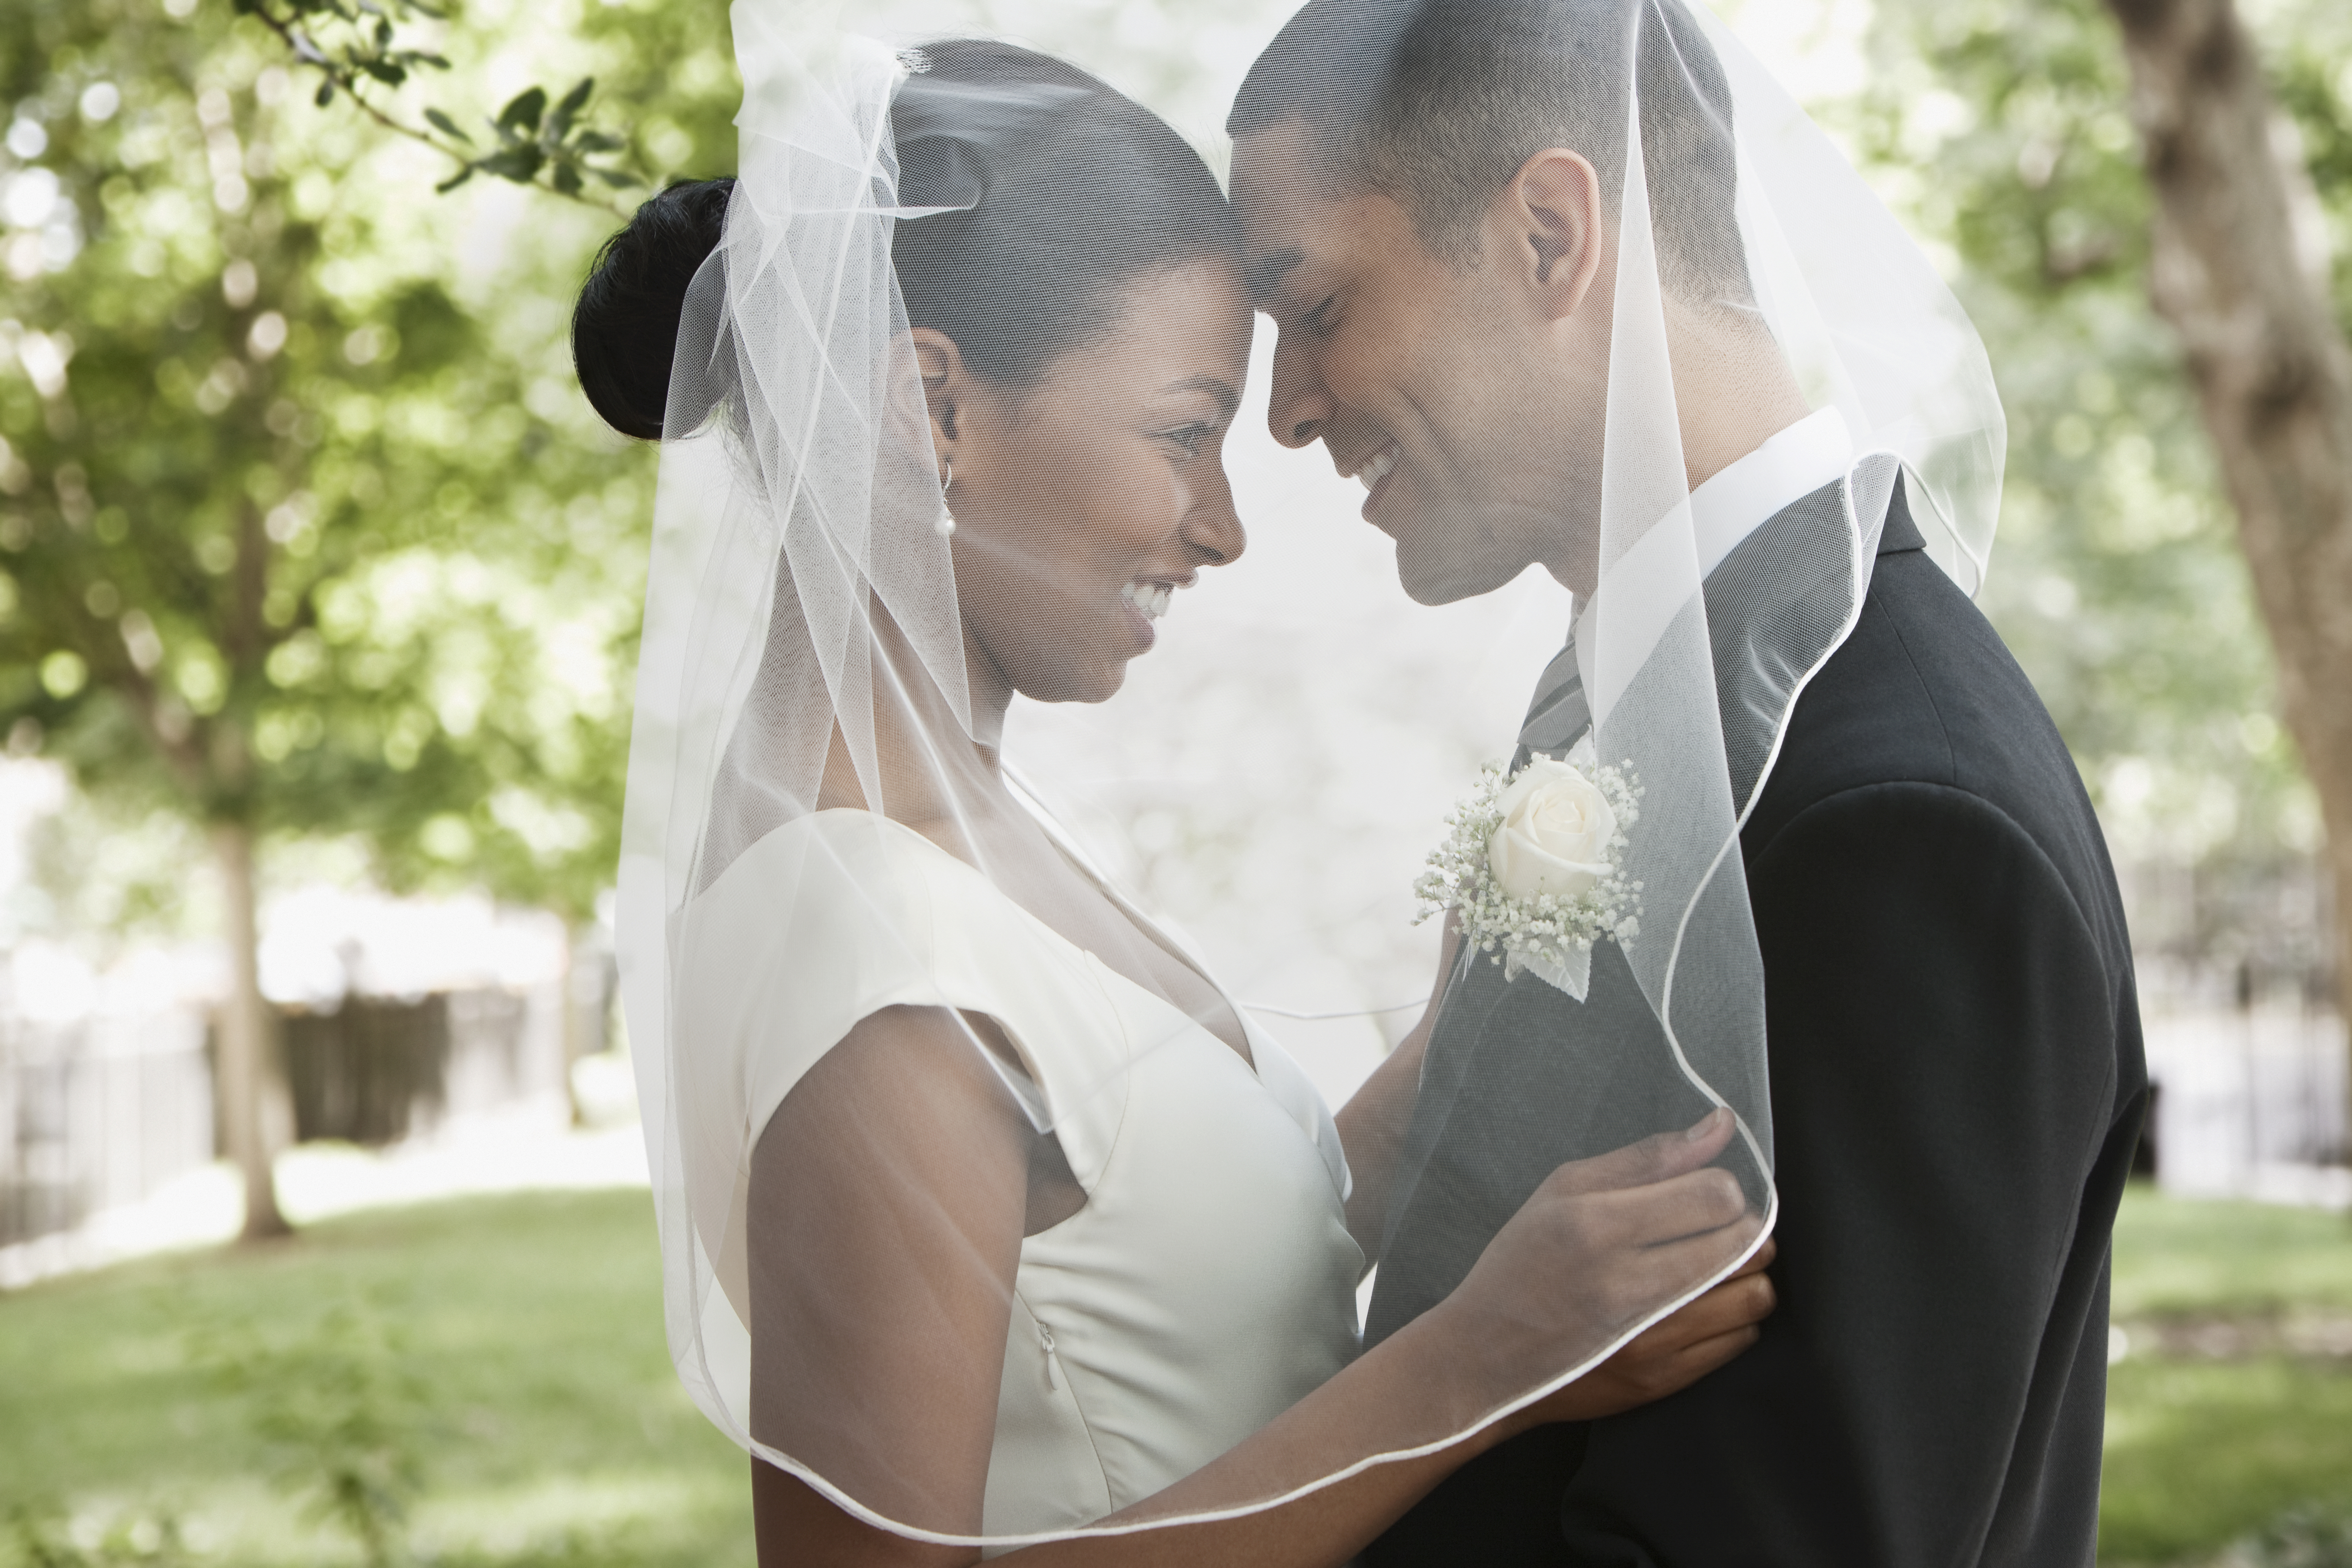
{"left": 674, "top": 805, "right": 1129, "bottom": 1186}
{"left": 695, "top": 808, "right": 982, "bottom": 915}
{"left": 682, "top": 809, "right": 1065, "bottom": 1006}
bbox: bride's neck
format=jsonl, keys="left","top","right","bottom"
{"left": 810, "top": 607, "right": 1009, "bottom": 820}
{"left": 963, "top": 619, "right": 1014, "bottom": 755}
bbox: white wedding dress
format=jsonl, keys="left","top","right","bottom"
{"left": 675, "top": 808, "right": 1365, "bottom": 1545}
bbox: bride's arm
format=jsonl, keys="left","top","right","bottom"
{"left": 1333, "top": 919, "right": 1459, "bottom": 1258}
{"left": 757, "top": 1244, "right": 1776, "bottom": 1568}
{"left": 749, "top": 1020, "right": 1769, "bottom": 1568}
{"left": 747, "top": 1006, "right": 1032, "bottom": 1546}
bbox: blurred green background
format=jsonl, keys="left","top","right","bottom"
{"left": 2, "top": 0, "right": 2350, "bottom": 1562}
{"left": 0, "top": 1188, "right": 2346, "bottom": 1566}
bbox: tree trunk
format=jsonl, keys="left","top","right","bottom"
{"left": 561, "top": 922, "right": 585, "bottom": 1127}
{"left": 2101, "top": 0, "right": 2352, "bottom": 1134}
{"left": 214, "top": 819, "right": 291, "bottom": 1240}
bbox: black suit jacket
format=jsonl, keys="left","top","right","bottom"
{"left": 1364, "top": 482, "right": 2147, "bottom": 1568}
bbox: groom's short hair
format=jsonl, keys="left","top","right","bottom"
{"left": 1228, "top": 0, "right": 1755, "bottom": 314}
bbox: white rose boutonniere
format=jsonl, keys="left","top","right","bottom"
{"left": 1414, "top": 740, "right": 1643, "bottom": 1001}
{"left": 1489, "top": 754, "right": 1617, "bottom": 903}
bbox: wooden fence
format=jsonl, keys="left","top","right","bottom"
{"left": 0, "top": 983, "right": 567, "bottom": 1249}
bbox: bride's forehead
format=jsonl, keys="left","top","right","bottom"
{"left": 1054, "top": 272, "right": 1251, "bottom": 372}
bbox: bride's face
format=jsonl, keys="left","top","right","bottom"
{"left": 919, "top": 261, "right": 1253, "bottom": 708}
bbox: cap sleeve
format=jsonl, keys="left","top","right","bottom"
{"left": 674, "top": 809, "right": 1134, "bottom": 1329}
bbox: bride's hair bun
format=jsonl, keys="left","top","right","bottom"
{"left": 572, "top": 176, "right": 737, "bottom": 441}
{"left": 572, "top": 41, "right": 1236, "bottom": 440}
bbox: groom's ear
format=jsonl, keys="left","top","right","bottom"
{"left": 910, "top": 327, "right": 965, "bottom": 446}
{"left": 1495, "top": 149, "right": 1605, "bottom": 324}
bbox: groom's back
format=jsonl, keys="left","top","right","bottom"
{"left": 1368, "top": 491, "right": 2147, "bottom": 1568}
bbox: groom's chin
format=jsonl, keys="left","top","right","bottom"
{"left": 1394, "top": 544, "right": 1519, "bottom": 607}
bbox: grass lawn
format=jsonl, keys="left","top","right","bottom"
{"left": 2100, "top": 1185, "right": 2352, "bottom": 1565}
{"left": 4, "top": 1178, "right": 2350, "bottom": 1566}
{"left": 0, "top": 1189, "right": 751, "bottom": 1568}
{"left": 2110, "top": 1184, "right": 2352, "bottom": 1319}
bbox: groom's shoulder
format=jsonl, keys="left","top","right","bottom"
{"left": 1743, "top": 532, "right": 2108, "bottom": 900}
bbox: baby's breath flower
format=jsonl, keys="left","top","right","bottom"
{"left": 1415, "top": 755, "right": 1644, "bottom": 991}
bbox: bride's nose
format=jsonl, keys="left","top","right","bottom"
{"left": 1178, "top": 466, "right": 1246, "bottom": 566}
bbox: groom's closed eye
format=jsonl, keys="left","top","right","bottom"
{"left": 1301, "top": 296, "right": 1340, "bottom": 339}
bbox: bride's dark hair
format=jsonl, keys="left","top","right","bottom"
{"left": 573, "top": 40, "right": 1240, "bottom": 441}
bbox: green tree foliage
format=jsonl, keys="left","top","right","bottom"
{"left": 1842, "top": 0, "right": 2352, "bottom": 871}
{"left": 0, "top": 0, "right": 741, "bottom": 1229}
{"left": 0, "top": 0, "right": 710, "bottom": 924}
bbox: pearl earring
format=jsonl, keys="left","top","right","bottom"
{"left": 936, "top": 459, "right": 957, "bottom": 537}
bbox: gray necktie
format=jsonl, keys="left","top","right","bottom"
{"left": 1513, "top": 638, "right": 1591, "bottom": 767}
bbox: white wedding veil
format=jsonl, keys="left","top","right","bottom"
{"left": 1222, "top": 0, "right": 2000, "bottom": 1426}
{"left": 608, "top": 0, "right": 2001, "bottom": 1551}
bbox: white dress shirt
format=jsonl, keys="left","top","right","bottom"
{"left": 1570, "top": 406, "right": 1857, "bottom": 732}
{"left": 1690, "top": 405, "right": 1857, "bottom": 583}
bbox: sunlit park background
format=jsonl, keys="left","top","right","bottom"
{"left": 2, "top": 0, "right": 2351, "bottom": 1561}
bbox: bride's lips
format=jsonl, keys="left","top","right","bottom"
{"left": 1116, "top": 578, "right": 1179, "bottom": 651}
{"left": 1354, "top": 441, "right": 1400, "bottom": 520}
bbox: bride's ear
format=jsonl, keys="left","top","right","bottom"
{"left": 910, "top": 327, "right": 965, "bottom": 454}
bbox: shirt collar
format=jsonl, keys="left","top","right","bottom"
{"left": 1564, "top": 405, "right": 1859, "bottom": 691}
{"left": 1689, "top": 405, "right": 1855, "bottom": 582}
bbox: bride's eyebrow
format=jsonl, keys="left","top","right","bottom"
{"left": 1156, "top": 375, "right": 1241, "bottom": 417}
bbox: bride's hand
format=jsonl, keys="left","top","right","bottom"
{"left": 1429, "top": 1108, "right": 1768, "bottom": 1431}
{"left": 1518, "top": 1235, "right": 1776, "bottom": 1425}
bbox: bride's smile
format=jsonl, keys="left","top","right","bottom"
{"left": 914, "top": 258, "right": 1253, "bottom": 710}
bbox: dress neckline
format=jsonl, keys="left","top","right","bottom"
{"left": 812, "top": 805, "right": 1263, "bottom": 1083}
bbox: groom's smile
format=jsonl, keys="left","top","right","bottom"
{"left": 1351, "top": 440, "right": 1400, "bottom": 513}
{"left": 1230, "top": 121, "right": 1602, "bottom": 606}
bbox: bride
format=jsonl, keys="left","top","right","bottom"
{"left": 574, "top": 19, "right": 1771, "bottom": 1566}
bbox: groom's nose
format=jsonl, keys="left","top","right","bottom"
{"left": 1268, "top": 324, "right": 1335, "bottom": 451}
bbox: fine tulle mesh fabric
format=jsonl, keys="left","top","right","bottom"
{"left": 613, "top": 0, "right": 2002, "bottom": 1550}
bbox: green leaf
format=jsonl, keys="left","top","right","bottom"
{"left": 433, "top": 165, "right": 475, "bottom": 194}
{"left": 569, "top": 130, "right": 621, "bottom": 153}
{"left": 316, "top": 79, "right": 336, "bottom": 108}
{"left": 495, "top": 86, "right": 546, "bottom": 136}
{"left": 551, "top": 161, "right": 583, "bottom": 197}
{"left": 359, "top": 58, "right": 406, "bottom": 86}
{"left": 551, "top": 76, "right": 595, "bottom": 135}
{"left": 591, "top": 167, "right": 637, "bottom": 188}
{"left": 423, "top": 108, "right": 472, "bottom": 144}
{"left": 478, "top": 146, "right": 543, "bottom": 182}
{"left": 374, "top": 16, "right": 392, "bottom": 45}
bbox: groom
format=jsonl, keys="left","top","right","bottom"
{"left": 1229, "top": 2, "right": 2147, "bottom": 1564}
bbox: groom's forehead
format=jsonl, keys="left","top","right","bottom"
{"left": 1232, "top": 134, "right": 1395, "bottom": 295}
{"left": 1231, "top": 140, "right": 1330, "bottom": 299}
{"left": 1229, "top": 124, "right": 1322, "bottom": 215}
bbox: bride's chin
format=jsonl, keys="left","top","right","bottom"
{"left": 1071, "top": 658, "right": 1132, "bottom": 705}
{"left": 1017, "top": 652, "right": 1131, "bottom": 707}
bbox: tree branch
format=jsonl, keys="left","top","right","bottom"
{"left": 239, "top": 0, "right": 636, "bottom": 217}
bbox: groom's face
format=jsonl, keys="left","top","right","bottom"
{"left": 1231, "top": 121, "right": 1598, "bottom": 605}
